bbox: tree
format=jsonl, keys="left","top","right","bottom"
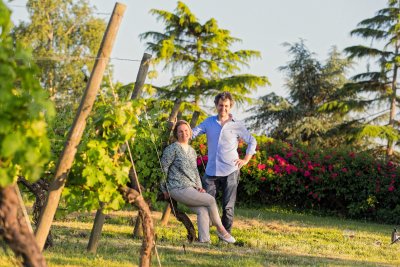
{"left": 0, "top": 1, "right": 54, "bottom": 265}
{"left": 247, "top": 41, "right": 351, "bottom": 146}
{"left": 11, "top": 0, "right": 108, "bottom": 250}
{"left": 12, "top": 0, "right": 106, "bottom": 111}
{"left": 140, "top": 1, "right": 269, "bottom": 111}
{"left": 339, "top": 0, "right": 400, "bottom": 156}
{"left": 140, "top": 2, "right": 269, "bottom": 227}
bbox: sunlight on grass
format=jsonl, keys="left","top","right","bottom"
{"left": 0, "top": 207, "right": 399, "bottom": 266}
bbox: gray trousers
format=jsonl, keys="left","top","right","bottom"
{"left": 202, "top": 170, "right": 239, "bottom": 233}
{"left": 170, "top": 187, "right": 223, "bottom": 242}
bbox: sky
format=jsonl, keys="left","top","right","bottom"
{"left": 7, "top": 0, "right": 388, "bottom": 116}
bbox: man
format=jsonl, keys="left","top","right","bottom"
{"left": 192, "top": 92, "right": 257, "bottom": 233}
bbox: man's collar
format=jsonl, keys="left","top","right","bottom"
{"left": 215, "top": 114, "right": 235, "bottom": 122}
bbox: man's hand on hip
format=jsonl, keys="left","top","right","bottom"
{"left": 234, "top": 158, "right": 249, "bottom": 169}
{"left": 234, "top": 154, "right": 253, "bottom": 169}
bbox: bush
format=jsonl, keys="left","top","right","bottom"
{"left": 193, "top": 136, "right": 400, "bottom": 224}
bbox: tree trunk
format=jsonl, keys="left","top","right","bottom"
{"left": 387, "top": 62, "right": 398, "bottom": 157}
{"left": 169, "top": 198, "right": 196, "bottom": 242}
{"left": 0, "top": 184, "right": 47, "bottom": 267}
{"left": 119, "top": 186, "right": 154, "bottom": 267}
{"left": 35, "top": 3, "right": 127, "bottom": 251}
{"left": 18, "top": 178, "right": 53, "bottom": 249}
{"left": 160, "top": 98, "right": 183, "bottom": 224}
{"left": 159, "top": 197, "right": 196, "bottom": 242}
{"left": 132, "top": 211, "right": 144, "bottom": 238}
{"left": 129, "top": 166, "right": 145, "bottom": 238}
{"left": 160, "top": 204, "right": 171, "bottom": 226}
{"left": 386, "top": 21, "right": 399, "bottom": 157}
{"left": 167, "top": 98, "right": 182, "bottom": 133}
{"left": 157, "top": 194, "right": 196, "bottom": 242}
{"left": 177, "top": 111, "right": 183, "bottom": 121}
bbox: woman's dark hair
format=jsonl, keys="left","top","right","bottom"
{"left": 214, "top": 91, "right": 234, "bottom": 107}
{"left": 173, "top": 120, "right": 192, "bottom": 139}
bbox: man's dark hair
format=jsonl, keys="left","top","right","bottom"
{"left": 214, "top": 91, "right": 234, "bottom": 107}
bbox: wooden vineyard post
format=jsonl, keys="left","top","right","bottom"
{"left": 129, "top": 53, "right": 151, "bottom": 238}
{"left": 15, "top": 184, "right": 33, "bottom": 234}
{"left": 129, "top": 51, "right": 152, "bottom": 236}
{"left": 87, "top": 52, "right": 152, "bottom": 251}
{"left": 87, "top": 203, "right": 106, "bottom": 253}
{"left": 35, "top": 2, "right": 127, "bottom": 251}
{"left": 130, "top": 53, "right": 152, "bottom": 99}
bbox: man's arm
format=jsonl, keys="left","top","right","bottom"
{"left": 234, "top": 123, "right": 257, "bottom": 168}
{"left": 191, "top": 119, "right": 207, "bottom": 139}
{"left": 235, "top": 153, "right": 253, "bottom": 169}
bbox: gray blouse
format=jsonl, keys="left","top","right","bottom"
{"left": 160, "top": 142, "right": 202, "bottom": 193}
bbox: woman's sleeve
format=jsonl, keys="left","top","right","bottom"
{"left": 160, "top": 145, "right": 175, "bottom": 192}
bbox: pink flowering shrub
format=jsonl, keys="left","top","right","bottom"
{"left": 192, "top": 135, "right": 400, "bottom": 223}
{"left": 191, "top": 135, "right": 208, "bottom": 175}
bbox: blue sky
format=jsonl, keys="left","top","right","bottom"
{"left": 8, "top": 0, "right": 387, "bottom": 114}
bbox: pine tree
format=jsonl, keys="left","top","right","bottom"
{"left": 248, "top": 41, "right": 351, "bottom": 146}
{"left": 339, "top": 0, "right": 400, "bottom": 156}
{"left": 140, "top": 1, "right": 269, "bottom": 111}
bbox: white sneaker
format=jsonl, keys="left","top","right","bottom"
{"left": 216, "top": 231, "right": 236, "bottom": 244}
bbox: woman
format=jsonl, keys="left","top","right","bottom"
{"left": 161, "top": 120, "right": 235, "bottom": 244}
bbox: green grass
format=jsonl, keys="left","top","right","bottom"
{"left": 0, "top": 206, "right": 399, "bottom": 266}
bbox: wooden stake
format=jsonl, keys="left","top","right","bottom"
{"left": 35, "top": 2, "right": 126, "bottom": 251}
{"left": 131, "top": 53, "right": 152, "bottom": 100}
{"left": 87, "top": 204, "right": 106, "bottom": 253}
{"left": 87, "top": 53, "right": 152, "bottom": 251}
{"left": 14, "top": 184, "right": 33, "bottom": 234}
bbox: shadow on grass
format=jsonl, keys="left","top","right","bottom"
{"left": 50, "top": 224, "right": 134, "bottom": 240}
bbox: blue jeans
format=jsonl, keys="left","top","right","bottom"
{"left": 202, "top": 170, "right": 239, "bottom": 233}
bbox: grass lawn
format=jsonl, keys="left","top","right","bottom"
{"left": 0, "top": 206, "right": 399, "bottom": 266}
